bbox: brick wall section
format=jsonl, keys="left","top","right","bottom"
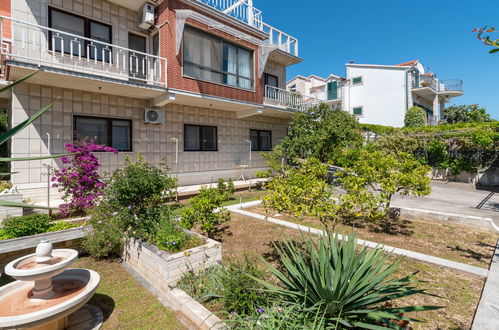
{"left": 0, "top": 0, "right": 11, "bottom": 39}
{"left": 157, "top": 0, "right": 265, "bottom": 104}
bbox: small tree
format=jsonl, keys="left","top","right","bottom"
{"left": 262, "top": 158, "right": 345, "bottom": 233}
{"left": 404, "top": 106, "right": 427, "bottom": 127}
{"left": 341, "top": 149, "right": 431, "bottom": 227}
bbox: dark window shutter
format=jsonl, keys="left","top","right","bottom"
{"left": 327, "top": 81, "right": 338, "bottom": 100}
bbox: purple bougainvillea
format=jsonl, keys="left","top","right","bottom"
{"left": 51, "top": 140, "right": 118, "bottom": 216}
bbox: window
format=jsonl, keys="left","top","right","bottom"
{"left": 74, "top": 116, "right": 132, "bottom": 151}
{"left": 250, "top": 130, "right": 272, "bottom": 151}
{"left": 183, "top": 26, "right": 254, "bottom": 90}
{"left": 264, "top": 73, "right": 279, "bottom": 98}
{"left": 352, "top": 76, "right": 363, "bottom": 85}
{"left": 49, "top": 8, "right": 112, "bottom": 60}
{"left": 353, "top": 107, "right": 363, "bottom": 116}
{"left": 289, "top": 84, "right": 297, "bottom": 92}
{"left": 128, "top": 33, "right": 147, "bottom": 80}
{"left": 184, "top": 125, "right": 218, "bottom": 151}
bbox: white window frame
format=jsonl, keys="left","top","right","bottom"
{"left": 351, "top": 76, "right": 363, "bottom": 86}
{"left": 352, "top": 106, "right": 364, "bottom": 117}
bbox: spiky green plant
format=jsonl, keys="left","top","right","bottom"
{"left": 0, "top": 72, "right": 69, "bottom": 209}
{"left": 257, "top": 232, "right": 442, "bottom": 329}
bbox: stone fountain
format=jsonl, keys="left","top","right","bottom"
{"left": 0, "top": 240, "right": 102, "bottom": 330}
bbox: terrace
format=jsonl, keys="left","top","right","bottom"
{"left": 193, "top": 0, "right": 299, "bottom": 57}
{"left": 264, "top": 85, "right": 322, "bottom": 111}
{"left": 0, "top": 15, "right": 167, "bottom": 99}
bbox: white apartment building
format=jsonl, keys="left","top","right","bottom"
{"left": 287, "top": 60, "right": 464, "bottom": 127}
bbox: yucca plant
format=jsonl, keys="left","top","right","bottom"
{"left": 0, "top": 71, "right": 69, "bottom": 209}
{"left": 257, "top": 232, "right": 442, "bottom": 329}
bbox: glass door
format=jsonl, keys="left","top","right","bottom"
{"left": 128, "top": 33, "right": 147, "bottom": 82}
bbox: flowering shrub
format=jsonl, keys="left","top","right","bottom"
{"left": 51, "top": 141, "right": 117, "bottom": 216}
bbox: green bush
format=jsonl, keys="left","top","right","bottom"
{"left": 47, "top": 221, "right": 80, "bottom": 232}
{"left": 178, "top": 256, "right": 268, "bottom": 316}
{"left": 105, "top": 155, "right": 177, "bottom": 210}
{"left": 255, "top": 170, "right": 271, "bottom": 179}
{"left": 216, "top": 178, "right": 235, "bottom": 201}
{"left": 82, "top": 202, "right": 127, "bottom": 258}
{"left": 2, "top": 214, "right": 51, "bottom": 238}
{"left": 404, "top": 106, "right": 427, "bottom": 127}
{"left": 180, "top": 185, "right": 231, "bottom": 237}
{"left": 257, "top": 233, "right": 440, "bottom": 328}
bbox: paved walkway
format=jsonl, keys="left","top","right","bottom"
{"left": 472, "top": 240, "right": 499, "bottom": 329}
{"left": 392, "top": 181, "right": 499, "bottom": 227}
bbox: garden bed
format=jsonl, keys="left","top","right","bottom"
{"left": 247, "top": 205, "right": 498, "bottom": 268}
{"left": 123, "top": 231, "right": 222, "bottom": 290}
{"left": 182, "top": 213, "right": 486, "bottom": 330}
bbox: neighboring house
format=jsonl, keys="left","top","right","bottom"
{"left": 287, "top": 60, "right": 464, "bottom": 127}
{"left": 0, "top": 0, "right": 305, "bottom": 201}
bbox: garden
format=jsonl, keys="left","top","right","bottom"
{"left": 0, "top": 75, "right": 498, "bottom": 329}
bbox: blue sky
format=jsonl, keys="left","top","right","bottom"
{"left": 257, "top": 0, "right": 498, "bottom": 119}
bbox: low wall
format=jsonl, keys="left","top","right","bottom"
{"left": 396, "top": 207, "right": 497, "bottom": 233}
{"left": 0, "top": 227, "right": 86, "bottom": 273}
{"left": 431, "top": 168, "right": 499, "bottom": 186}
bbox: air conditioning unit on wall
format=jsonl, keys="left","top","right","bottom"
{"left": 138, "top": 3, "right": 155, "bottom": 30}
{"left": 144, "top": 108, "right": 165, "bottom": 124}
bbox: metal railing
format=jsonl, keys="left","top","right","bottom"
{"left": 194, "top": 0, "right": 299, "bottom": 57}
{"left": 313, "top": 88, "right": 342, "bottom": 101}
{"left": 264, "top": 85, "right": 322, "bottom": 111}
{"left": 439, "top": 79, "right": 463, "bottom": 92}
{"left": 413, "top": 75, "right": 438, "bottom": 91}
{"left": 0, "top": 16, "right": 167, "bottom": 87}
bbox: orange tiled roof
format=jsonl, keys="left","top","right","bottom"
{"left": 395, "top": 60, "right": 418, "bottom": 67}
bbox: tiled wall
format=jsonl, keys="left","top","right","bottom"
{"left": 11, "top": 83, "right": 288, "bottom": 190}
{"left": 263, "top": 60, "right": 286, "bottom": 90}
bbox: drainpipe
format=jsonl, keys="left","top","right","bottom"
{"left": 404, "top": 69, "right": 410, "bottom": 113}
{"left": 46, "top": 133, "right": 51, "bottom": 215}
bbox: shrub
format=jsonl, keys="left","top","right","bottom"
{"left": 178, "top": 256, "right": 268, "bottom": 316}
{"left": 216, "top": 178, "right": 235, "bottom": 201}
{"left": 155, "top": 220, "right": 191, "bottom": 253}
{"left": 47, "top": 221, "right": 80, "bottom": 232}
{"left": 254, "top": 170, "right": 271, "bottom": 179}
{"left": 105, "top": 155, "right": 177, "bottom": 211}
{"left": 404, "top": 106, "right": 427, "bottom": 127}
{"left": 257, "top": 233, "right": 441, "bottom": 328}
{"left": 180, "top": 185, "right": 230, "bottom": 237}
{"left": 0, "top": 181, "right": 12, "bottom": 192}
{"left": 2, "top": 214, "right": 51, "bottom": 238}
{"left": 82, "top": 202, "right": 127, "bottom": 258}
{"left": 51, "top": 140, "right": 118, "bottom": 216}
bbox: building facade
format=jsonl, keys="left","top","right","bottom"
{"left": 0, "top": 0, "right": 306, "bottom": 201}
{"left": 287, "top": 60, "right": 464, "bottom": 127}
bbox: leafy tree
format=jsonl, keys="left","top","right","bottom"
{"left": 274, "top": 104, "right": 362, "bottom": 163}
{"left": 440, "top": 104, "right": 492, "bottom": 124}
{"left": 341, "top": 149, "right": 431, "bottom": 222}
{"left": 404, "top": 106, "right": 427, "bottom": 128}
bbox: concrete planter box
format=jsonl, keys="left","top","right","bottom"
{"left": 431, "top": 168, "right": 499, "bottom": 186}
{"left": 123, "top": 232, "right": 222, "bottom": 289}
{"left": 0, "top": 226, "right": 87, "bottom": 273}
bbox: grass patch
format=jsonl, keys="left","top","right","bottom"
{"left": 200, "top": 213, "right": 485, "bottom": 330}
{"left": 0, "top": 258, "right": 185, "bottom": 329}
{"left": 248, "top": 206, "right": 498, "bottom": 268}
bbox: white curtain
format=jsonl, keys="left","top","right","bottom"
{"left": 225, "top": 44, "right": 237, "bottom": 86}
{"left": 175, "top": 10, "right": 194, "bottom": 55}
{"left": 238, "top": 48, "right": 252, "bottom": 89}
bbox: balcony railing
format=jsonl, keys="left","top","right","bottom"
{"left": 194, "top": 0, "right": 299, "bottom": 57}
{"left": 264, "top": 85, "right": 322, "bottom": 111}
{"left": 313, "top": 88, "right": 342, "bottom": 101}
{"left": 439, "top": 79, "right": 463, "bottom": 93}
{"left": 413, "top": 75, "right": 438, "bottom": 91}
{"left": 0, "top": 16, "right": 167, "bottom": 87}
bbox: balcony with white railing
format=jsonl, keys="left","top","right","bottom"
{"left": 264, "top": 85, "right": 322, "bottom": 112}
{"left": 193, "top": 0, "right": 299, "bottom": 57}
{"left": 0, "top": 16, "right": 167, "bottom": 90}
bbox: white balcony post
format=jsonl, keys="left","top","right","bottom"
{"left": 247, "top": 0, "right": 254, "bottom": 27}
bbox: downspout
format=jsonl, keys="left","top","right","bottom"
{"left": 404, "top": 69, "right": 410, "bottom": 113}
